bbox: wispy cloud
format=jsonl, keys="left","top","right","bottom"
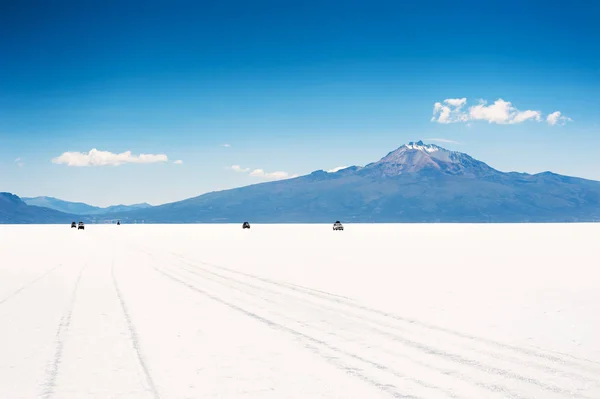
{"left": 424, "top": 138, "right": 460, "bottom": 144}
{"left": 52, "top": 149, "right": 169, "bottom": 167}
{"left": 431, "top": 98, "right": 571, "bottom": 126}
{"left": 546, "top": 111, "right": 573, "bottom": 126}
{"left": 230, "top": 164, "right": 298, "bottom": 180}
{"left": 249, "top": 169, "right": 292, "bottom": 180}
{"left": 173, "top": 160, "right": 183, "bottom": 164}
{"left": 327, "top": 166, "right": 348, "bottom": 173}
{"left": 222, "top": 144, "right": 231, "bottom": 148}
{"left": 14, "top": 157, "right": 24, "bottom": 167}
{"left": 230, "top": 165, "right": 250, "bottom": 173}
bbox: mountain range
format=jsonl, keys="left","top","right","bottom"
{"left": 2, "top": 141, "right": 600, "bottom": 223}
{"left": 22, "top": 196, "right": 152, "bottom": 215}
{"left": 0, "top": 193, "right": 79, "bottom": 224}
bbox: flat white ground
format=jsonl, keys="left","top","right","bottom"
{"left": 1, "top": 223, "right": 599, "bottom": 399}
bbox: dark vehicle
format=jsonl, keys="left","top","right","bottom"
{"left": 242, "top": 221, "right": 250, "bottom": 229}
{"left": 333, "top": 221, "right": 343, "bottom": 231}
{"left": 78, "top": 221, "right": 85, "bottom": 230}
{"left": 71, "top": 221, "right": 77, "bottom": 228}
{"left": 117, "top": 221, "right": 120, "bottom": 225}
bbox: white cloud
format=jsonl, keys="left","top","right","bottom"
{"left": 546, "top": 111, "right": 572, "bottom": 126}
{"left": 424, "top": 138, "right": 460, "bottom": 144}
{"left": 327, "top": 166, "right": 348, "bottom": 173}
{"left": 222, "top": 144, "right": 231, "bottom": 148}
{"left": 468, "top": 99, "right": 541, "bottom": 124}
{"left": 431, "top": 98, "right": 568, "bottom": 126}
{"left": 173, "top": 160, "right": 183, "bottom": 164}
{"left": 511, "top": 109, "right": 542, "bottom": 124}
{"left": 443, "top": 98, "right": 467, "bottom": 107}
{"left": 249, "top": 169, "right": 290, "bottom": 180}
{"left": 431, "top": 98, "right": 469, "bottom": 124}
{"left": 52, "top": 149, "right": 168, "bottom": 167}
{"left": 231, "top": 164, "right": 296, "bottom": 180}
{"left": 248, "top": 168, "right": 265, "bottom": 177}
{"left": 230, "top": 165, "right": 250, "bottom": 173}
{"left": 14, "top": 157, "right": 24, "bottom": 167}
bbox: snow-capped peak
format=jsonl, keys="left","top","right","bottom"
{"left": 404, "top": 141, "right": 439, "bottom": 153}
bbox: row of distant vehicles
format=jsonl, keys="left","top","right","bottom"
{"left": 71, "top": 220, "right": 120, "bottom": 230}
{"left": 242, "top": 220, "right": 344, "bottom": 231}
{"left": 71, "top": 221, "right": 85, "bottom": 230}
{"left": 70, "top": 220, "right": 343, "bottom": 230}
{"left": 242, "top": 221, "right": 344, "bottom": 230}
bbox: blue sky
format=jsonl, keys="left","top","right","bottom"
{"left": 1, "top": 0, "right": 599, "bottom": 206}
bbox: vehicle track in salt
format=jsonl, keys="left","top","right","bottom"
{"left": 160, "top": 252, "right": 597, "bottom": 399}
{"left": 152, "top": 265, "right": 423, "bottom": 399}
{"left": 160, "top": 260, "right": 518, "bottom": 399}
{"left": 40, "top": 265, "right": 85, "bottom": 399}
{"left": 167, "top": 250, "right": 600, "bottom": 373}
{"left": 134, "top": 244, "right": 600, "bottom": 399}
{"left": 114, "top": 235, "right": 600, "bottom": 398}
{"left": 0, "top": 263, "right": 63, "bottom": 306}
{"left": 114, "top": 238, "right": 430, "bottom": 398}
{"left": 162, "top": 260, "right": 549, "bottom": 398}
{"left": 135, "top": 250, "right": 556, "bottom": 399}
{"left": 111, "top": 259, "right": 162, "bottom": 399}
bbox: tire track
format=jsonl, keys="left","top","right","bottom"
{"left": 529, "top": 346, "right": 600, "bottom": 367}
{"left": 40, "top": 265, "right": 85, "bottom": 399}
{"left": 159, "top": 249, "right": 600, "bottom": 381}
{"left": 152, "top": 264, "right": 423, "bottom": 399}
{"left": 125, "top": 239, "right": 599, "bottom": 398}
{"left": 284, "top": 281, "right": 355, "bottom": 301}
{"left": 111, "top": 261, "right": 161, "bottom": 399}
{"left": 0, "top": 263, "right": 63, "bottom": 306}
{"left": 168, "top": 250, "right": 600, "bottom": 373}
{"left": 165, "top": 256, "right": 593, "bottom": 399}
{"left": 183, "top": 260, "right": 599, "bottom": 387}
{"left": 167, "top": 259, "right": 523, "bottom": 399}
{"left": 160, "top": 263, "right": 463, "bottom": 399}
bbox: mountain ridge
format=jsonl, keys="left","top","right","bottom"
{"left": 91, "top": 141, "right": 600, "bottom": 223}
{"left": 0, "top": 193, "right": 83, "bottom": 224}
{"left": 4, "top": 141, "right": 600, "bottom": 223}
{"left": 22, "top": 196, "right": 152, "bottom": 215}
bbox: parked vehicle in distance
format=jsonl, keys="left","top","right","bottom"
{"left": 333, "top": 221, "right": 343, "bottom": 231}
{"left": 71, "top": 221, "right": 77, "bottom": 228}
{"left": 78, "top": 221, "right": 85, "bottom": 230}
{"left": 242, "top": 221, "right": 250, "bottom": 229}
{"left": 117, "top": 220, "right": 120, "bottom": 225}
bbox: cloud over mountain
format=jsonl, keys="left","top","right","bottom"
{"left": 249, "top": 169, "right": 292, "bottom": 180}
{"left": 230, "top": 165, "right": 250, "bottom": 173}
{"left": 327, "top": 166, "right": 349, "bottom": 173}
{"left": 230, "top": 164, "right": 297, "bottom": 180}
{"left": 424, "top": 138, "right": 460, "bottom": 144}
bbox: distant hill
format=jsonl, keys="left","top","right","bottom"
{"left": 0, "top": 193, "right": 81, "bottom": 224}
{"left": 22, "top": 196, "right": 152, "bottom": 215}
{"left": 98, "top": 141, "right": 600, "bottom": 223}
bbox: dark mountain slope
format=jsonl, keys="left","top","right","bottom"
{"left": 0, "top": 193, "right": 81, "bottom": 224}
{"left": 102, "top": 142, "right": 600, "bottom": 223}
